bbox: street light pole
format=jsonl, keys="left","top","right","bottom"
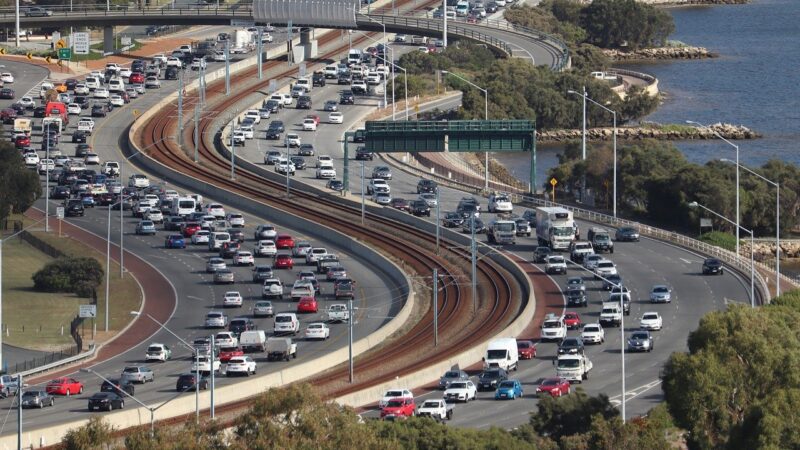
{"left": 687, "top": 121, "right": 740, "bottom": 255}
{"left": 689, "top": 201, "right": 755, "bottom": 307}
{"left": 441, "top": 70, "right": 489, "bottom": 191}
{"left": 360, "top": 161, "right": 365, "bottom": 225}
{"left": 720, "top": 159, "right": 781, "bottom": 296}
{"left": 470, "top": 214, "right": 477, "bottom": 315}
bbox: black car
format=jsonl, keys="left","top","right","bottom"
{"left": 227, "top": 228, "right": 246, "bottom": 243}
{"left": 91, "top": 104, "right": 109, "bottom": 117}
{"left": 558, "top": 337, "right": 585, "bottom": 355}
{"left": 88, "top": 392, "right": 125, "bottom": 411}
{"left": 312, "top": 72, "right": 326, "bottom": 87}
{"left": 65, "top": 199, "right": 85, "bottom": 217}
{"left": 355, "top": 146, "right": 373, "bottom": 161}
{"left": 64, "top": 78, "right": 79, "bottom": 90}
{"left": 252, "top": 265, "right": 274, "bottom": 283}
{"left": 297, "top": 143, "right": 314, "bottom": 156}
{"left": 485, "top": 1, "right": 498, "bottom": 12}
{"left": 339, "top": 90, "right": 355, "bottom": 105}
{"left": 417, "top": 179, "right": 438, "bottom": 194}
{"left": 74, "top": 96, "right": 90, "bottom": 108}
{"left": 229, "top": 317, "right": 255, "bottom": 336}
{"left": 327, "top": 179, "right": 344, "bottom": 191}
{"left": 615, "top": 226, "right": 640, "bottom": 242}
{"left": 290, "top": 156, "right": 306, "bottom": 169}
{"left": 100, "top": 379, "right": 134, "bottom": 396}
{"left": 164, "top": 216, "right": 186, "bottom": 231}
{"left": 72, "top": 131, "right": 87, "bottom": 144}
{"left": 477, "top": 368, "right": 508, "bottom": 391}
{"left": 463, "top": 217, "right": 486, "bottom": 234}
{"left": 296, "top": 95, "right": 312, "bottom": 109}
{"left": 522, "top": 209, "right": 537, "bottom": 226}
{"left": 33, "top": 106, "right": 46, "bottom": 118}
{"left": 602, "top": 273, "right": 623, "bottom": 290}
{"left": 410, "top": 200, "right": 431, "bottom": 217}
{"left": 10, "top": 103, "right": 26, "bottom": 116}
{"left": 534, "top": 246, "right": 553, "bottom": 263}
{"left": 51, "top": 185, "right": 71, "bottom": 199}
{"left": 702, "top": 258, "right": 723, "bottom": 275}
{"left": 264, "top": 99, "right": 281, "bottom": 113}
{"left": 41, "top": 138, "right": 58, "bottom": 150}
{"left": 75, "top": 144, "right": 91, "bottom": 158}
{"left": 442, "top": 212, "right": 464, "bottom": 228}
{"left": 566, "top": 288, "right": 588, "bottom": 307}
{"left": 265, "top": 128, "right": 282, "bottom": 140}
{"left": 176, "top": 373, "right": 209, "bottom": 392}
{"left": 338, "top": 73, "right": 352, "bottom": 85}
{"left": 165, "top": 67, "right": 179, "bottom": 80}
{"left": 268, "top": 120, "right": 285, "bottom": 133}
{"left": 0, "top": 88, "right": 14, "bottom": 99}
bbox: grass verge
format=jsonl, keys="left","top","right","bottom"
{"left": 699, "top": 231, "right": 738, "bottom": 253}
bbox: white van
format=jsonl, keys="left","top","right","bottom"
{"left": 483, "top": 338, "right": 519, "bottom": 371}
{"left": 347, "top": 49, "right": 362, "bottom": 65}
{"left": 171, "top": 197, "right": 197, "bottom": 217}
{"left": 85, "top": 76, "right": 101, "bottom": 90}
{"left": 295, "top": 77, "right": 312, "bottom": 93}
{"left": 239, "top": 330, "right": 267, "bottom": 352}
{"left": 456, "top": 1, "right": 469, "bottom": 16}
{"left": 209, "top": 232, "right": 231, "bottom": 251}
{"left": 273, "top": 313, "right": 299, "bottom": 335}
{"left": 323, "top": 65, "right": 338, "bottom": 78}
{"left": 108, "top": 78, "right": 125, "bottom": 92}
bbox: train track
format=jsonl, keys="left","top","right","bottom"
{"left": 129, "top": 0, "right": 523, "bottom": 422}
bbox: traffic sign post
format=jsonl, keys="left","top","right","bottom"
{"left": 79, "top": 304, "right": 96, "bottom": 318}
{"left": 550, "top": 177, "right": 558, "bottom": 202}
{"left": 73, "top": 32, "right": 90, "bottom": 55}
{"left": 58, "top": 48, "right": 71, "bottom": 60}
{"left": 56, "top": 206, "right": 64, "bottom": 237}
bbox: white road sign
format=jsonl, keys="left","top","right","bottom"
{"left": 73, "top": 32, "right": 90, "bottom": 55}
{"left": 56, "top": 207, "right": 64, "bottom": 219}
{"left": 79, "top": 304, "right": 97, "bottom": 318}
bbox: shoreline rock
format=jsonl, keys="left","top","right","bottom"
{"left": 644, "top": 0, "right": 748, "bottom": 5}
{"left": 604, "top": 46, "right": 717, "bottom": 61}
{"left": 537, "top": 123, "right": 759, "bottom": 143}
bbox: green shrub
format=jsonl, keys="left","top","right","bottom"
{"left": 698, "top": 231, "right": 738, "bottom": 252}
{"left": 32, "top": 257, "right": 103, "bottom": 298}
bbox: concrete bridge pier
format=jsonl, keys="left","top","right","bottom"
{"left": 300, "top": 27, "right": 317, "bottom": 59}
{"left": 103, "top": 26, "right": 114, "bottom": 54}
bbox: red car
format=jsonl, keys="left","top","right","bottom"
{"left": 274, "top": 254, "right": 294, "bottom": 269}
{"left": 129, "top": 72, "right": 145, "bottom": 84}
{"left": 564, "top": 312, "right": 582, "bottom": 329}
{"left": 536, "top": 377, "right": 571, "bottom": 398}
{"left": 218, "top": 346, "right": 244, "bottom": 363}
{"left": 297, "top": 297, "right": 318, "bottom": 313}
{"left": 14, "top": 135, "right": 30, "bottom": 148}
{"left": 516, "top": 340, "right": 537, "bottom": 359}
{"left": 0, "top": 107, "right": 17, "bottom": 124}
{"left": 380, "top": 397, "right": 416, "bottom": 419}
{"left": 275, "top": 234, "right": 295, "bottom": 249}
{"left": 182, "top": 222, "right": 201, "bottom": 237}
{"left": 45, "top": 377, "right": 84, "bottom": 396}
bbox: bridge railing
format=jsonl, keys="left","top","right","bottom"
{"left": 0, "top": 3, "right": 253, "bottom": 18}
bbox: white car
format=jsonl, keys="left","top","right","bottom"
{"left": 541, "top": 313, "right": 567, "bottom": 341}
{"left": 191, "top": 355, "right": 221, "bottom": 375}
{"left": 594, "top": 259, "right": 618, "bottom": 278}
{"left": 93, "top": 87, "right": 110, "bottom": 99}
{"left": 67, "top": 103, "right": 81, "bottom": 115}
{"left": 584, "top": 254, "right": 604, "bottom": 270}
{"left": 244, "top": 110, "right": 261, "bottom": 125}
{"left": 145, "top": 77, "right": 161, "bottom": 88}
{"left": 19, "top": 96, "right": 35, "bottom": 108}
{"left": 144, "top": 210, "right": 163, "bottom": 223}
{"left": 650, "top": 285, "right": 672, "bottom": 303}
{"left": 238, "top": 125, "right": 254, "bottom": 140}
{"left": 285, "top": 133, "right": 301, "bottom": 147}
{"left": 204, "top": 311, "right": 228, "bottom": 328}
{"left": 145, "top": 343, "right": 171, "bottom": 362}
{"left": 226, "top": 356, "right": 256, "bottom": 376}
{"left": 316, "top": 155, "right": 333, "bottom": 168}
{"left": 275, "top": 159, "right": 295, "bottom": 175}
{"left": 255, "top": 224, "right": 278, "bottom": 240}
{"left": 302, "top": 118, "right": 317, "bottom": 131}
{"left": 74, "top": 84, "right": 89, "bottom": 95}
{"left": 162, "top": 189, "right": 179, "bottom": 201}
{"left": 23, "top": 152, "right": 39, "bottom": 166}
{"left": 373, "top": 192, "right": 392, "bottom": 205}
{"left": 545, "top": 255, "right": 567, "bottom": 274}
{"left": 226, "top": 213, "right": 245, "bottom": 227}
{"left": 233, "top": 251, "right": 255, "bottom": 266}
{"left": 205, "top": 203, "right": 225, "bottom": 218}
{"left": 215, "top": 331, "right": 238, "bottom": 348}
{"left": 212, "top": 51, "right": 227, "bottom": 62}
{"left": 316, "top": 166, "right": 336, "bottom": 179}
{"left": 232, "top": 132, "right": 246, "bottom": 146}
{"left": 305, "top": 322, "right": 330, "bottom": 340}
{"left": 292, "top": 241, "right": 312, "bottom": 257}
{"left": 305, "top": 247, "right": 328, "bottom": 265}
{"left": 84, "top": 153, "right": 101, "bottom": 165}
{"left": 367, "top": 179, "right": 390, "bottom": 195}
{"left": 37, "top": 159, "right": 54, "bottom": 174}
{"left": 419, "top": 193, "right": 437, "bottom": 207}
{"left": 488, "top": 193, "right": 513, "bottom": 213}
{"left": 443, "top": 380, "right": 477, "bottom": 403}
{"left": 640, "top": 312, "right": 663, "bottom": 331}
{"left": 328, "top": 112, "right": 344, "bottom": 124}
{"left": 109, "top": 94, "right": 124, "bottom": 106}
{"left": 166, "top": 56, "right": 182, "bottom": 67}
{"left": 190, "top": 58, "right": 207, "bottom": 70}
{"left": 378, "top": 388, "right": 413, "bottom": 408}
{"left": 192, "top": 230, "right": 211, "bottom": 244}
{"left": 0, "top": 72, "right": 14, "bottom": 83}
{"left": 581, "top": 323, "right": 605, "bottom": 344}
{"left": 262, "top": 278, "right": 284, "bottom": 299}
{"left": 153, "top": 54, "right": 168, "bottom": 65}
{"left": 119, "top": 67, "right": 132, "bottom": 78}
{"left": 223, "top": 291, "right": 243, "bottom": 307}
{"left": 254, "top": 240, "right": 277, "bottom": 257}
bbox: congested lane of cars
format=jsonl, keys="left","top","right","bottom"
{"left": 0, "top": 58, "right": 400, "bottom": 425}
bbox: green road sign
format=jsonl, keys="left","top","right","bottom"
{"left": 58, "top": 48, "right": 71, "bottom": 60}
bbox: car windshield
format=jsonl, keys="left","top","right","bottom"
{"left": 632, "top": 333, "right": 648, "bottom": 340}
{"left": 562, "top": 339, "right": 580, "bottom": 347}
{"left": 444, "top": 371, "right": 460, "bottom": 378}
{"left": 543, "top": 320, "right": 561, "bottom": 328}
{"left": 123, "top": 367, "right": 138, "bottom": 373}
{"left": 643, "top": 314, "right": 659, "bottom": 320}
{"left": 584, "top": 326, "right": 599, "bottom": 333}
{"left": 517, "top": 342, "right": 531, "bottom": 349}
{"left": 275, "top": 316, "right": 292, "bottom": 322}
{"left": 482, "top": 370, "right": 500, "bottom": 378}
{"left": 498, "top": 381, "right": 515, "bottom": 389}
{"left": 386, "top": 390, "right": 404, "bottom": 397}
{"left": 598, "top": 262, "right": 614, "bottom": 268}
{"left": 147, "top": 346, "right": 162, "bottom": 352}
{"left": 553, "top": 226, "right": 573, "bottom": 236}
{"left": 557, "top": 359, "right": 580, "bottom": 368}
{"left": 449, "top": 382, "right": 467, "bottom": 389}
{"left": 386, "top": 400, "right": 404, "bottom": 407}
{"left": 422, "top": 401, "right": 440, "bottom": 408}
{"left": 542, "top": 379, "right": 560, "bottom": 386}
{"left": 653, "top": 286, "right": 669, "bottom": 293}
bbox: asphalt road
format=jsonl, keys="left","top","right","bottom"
{"left": 0, "top": 58, "right": 402, "bottom": 432}
{"left": 225, "top": 57, "right": 753, "bottom": 426}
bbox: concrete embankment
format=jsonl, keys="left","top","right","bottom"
{"left": 538, "top": 122, "right": 759, "bottom": 143}
{"left": 604, "top": 45, "right": 717, "bottom": 61}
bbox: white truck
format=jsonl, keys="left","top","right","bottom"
{"left": 487, "top": 193, "right": 513, "bottom": 213}
{"left": 570, "top": 241, "right": 594, "bottom": 263}
{"left": 535, "top": 207, "right": 575, "bottom": 251}
{"left": 487, "top": 219, "right": 517, "bottom": 245}
{"left": 327, "top": 304, "right": 350, "bottom": 322}
{"left": 599, "top": 301, "right": 622, "bottom": 327}
{"left": 239, "top": 330, "right": 267, "bottom": 352}
{"left": 265, "top": 337, "right": 297, "bottom": 361}
{"left": 233, "top": 29, "right": 252, "bottom": 51}
{"left": 417, "top": 398, "right": 454, "bottom": 421}
{"left": 483, "top": 338, "right": 519, "bottom": 372}
{"left": 555, "top": 353, "right": 593, "bottom": 383}
{"left": 77, "top": 119, "right": 94, "bottom": 135}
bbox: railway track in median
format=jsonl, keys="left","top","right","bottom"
{"left": 128, "top": 0, "right": 524, "bottom": 423}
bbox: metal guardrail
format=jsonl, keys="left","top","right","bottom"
{"left": 0, "top": 4, "right": 253, "bottom": 19}
{"left": 12, "top": 344, "right": 96, "bottom": 379}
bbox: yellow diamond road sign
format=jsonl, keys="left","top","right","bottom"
{"left": 56, "top": 39, "right": 66, "bottom": 49}
{"left": 26, "top": 52, "right": 32, "bottom": 60}
{"left": 550, "top": 177, "right": 558, "bottom": 186}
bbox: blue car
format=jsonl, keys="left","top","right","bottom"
{"left": 494, "top": 379, "right": 523, "bottom": 400}
{"left": 164, "top": 234, "right": 186, "bottom": 249}
{"left": 81, "top": 195, "right": 95, "bottom": 208}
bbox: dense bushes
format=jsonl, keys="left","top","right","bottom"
{"left": 32, "top": 257, "right": 104, "bottom": 298}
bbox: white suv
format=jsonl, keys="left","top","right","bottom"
{"left": 541, "top": 313, "right": 567, "bottom": 341}
{"left": 594, "top": 259, "right": 618, "bottom": 279}
{"left": 488, "top": 193, "right": 513, "bottom": 213}
{"left": 273, "top": 313, "right": 300, "bottom": 335}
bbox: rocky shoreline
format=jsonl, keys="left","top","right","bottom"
{"left": 537, "top": 123, "right": 759, "bottom": 144}
{"left": 643, "top": 0, "right": 747, "bottom": 5}
{"left": 604, "top": 46, "right": 717, "bottom": 61}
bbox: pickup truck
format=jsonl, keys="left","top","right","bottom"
{"left": 555, "top": 353, "right": 593, "bottom": 383}
{"left": 265, "top": 337, "right": 297, "bottom": 361}
{"left": 380, "top": 397, "right": 416, "bottom": 419}
{"left": 416, "top": 398, "right": 454, "bottom": 421}
{"left": 327, "top": 304, "right": 350, "bottom": 322}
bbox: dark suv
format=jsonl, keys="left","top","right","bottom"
{"left": 355, "top": 146, "right": 373, "bottom": 161}
{"left": 339, "top": 90, "right": 354, "bottom": 105}
{"left": 417, "top": 179, "right": 438, "bottom": 194}
{"left": 410, "top": 200, "right": 431, "bottom": 217}
{"left": 65, "top": 199, "right": 85, "bottom": 217}
{"left": 229, "top": 317, "right": 255, "bottom": 336}
{"left": 312, "top": 72, "right": 326, "bottom": 87}
{"left": 296, "top": 95, "right": 312, "bottom": 109}
{"left": 176, "top": 373, "right": 208, "bottom": 392}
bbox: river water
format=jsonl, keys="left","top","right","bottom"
{"left": 495, "top": 0, "right": 800, "bottom": 185}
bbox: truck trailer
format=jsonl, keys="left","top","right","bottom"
{"left": 535, "top": 207, "right": 575, "bottom": 251}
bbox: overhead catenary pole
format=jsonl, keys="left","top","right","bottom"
{"left": 348, "top": 297, "right": 354, "bottom": 382}
{"left": 45, "top": 125, "right": 50, "bottom": 232}
{"left": 210, "top": 333, "right": 215, "bottom": 419}
{"left": 17, "top": 374, "right": 22, "bottom": 449}
{"left": 105, "top": 203, "right": 112, "bottom": 331}
{"left": 193, "top": 106, "right": 199, "bottom": 163}
{"left": 435, "top": 186, "right": 441, "bottom": 254}
{"left": 14, "top": 0, "right": 20, "bottom": 47}
{"left": 257, "top": 27, "right": 263, "bottom": 80}
{"left": 433, "top": 268, "right": 438, "bottom": 346}
{"left": 581, "top": 85, "right": 587, "bottom": 201}
{"left": 225, "top": 39, "right": 230, "bottom": 95}
{"left": 177, "top": 75, "right": 183, "bottom": 146}
{"left": 620, "top": 281, "right": 626, "bottom": 423}
{"left": 471, "top": 214, "right": 477, "bottom": 315}
{"left": 0, "top": 240, "right": 3, "bottom": 372}
{"left": 360, "top": 161, "right": 365, "bottom": 225}
{"left": 442, "top": 0, "right": 448, "bottom": 47}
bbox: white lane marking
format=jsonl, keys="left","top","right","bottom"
{"left": 608, "top": 379, "right": 662, "bottom": 406}
{"left": 680, "top": 258, "right": 693, "bottom": 265}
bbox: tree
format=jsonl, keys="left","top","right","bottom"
{"left": 0, "top": 143, "right": 41, "bottom": 224}
{"left": 581, "top": 0, "right": 674, "bottom": 50}
{"left": 32, "top": 257, "right": 104, "bottom": 297}
{"left": 528, "top": 388, "right": 619, "bottom": 440}
{"left": 62, "top": 416, "right": 115, "bottom": 450}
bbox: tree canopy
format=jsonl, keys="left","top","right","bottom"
{"left": 0, "top": 142, "right": 41, "bottom": 225}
